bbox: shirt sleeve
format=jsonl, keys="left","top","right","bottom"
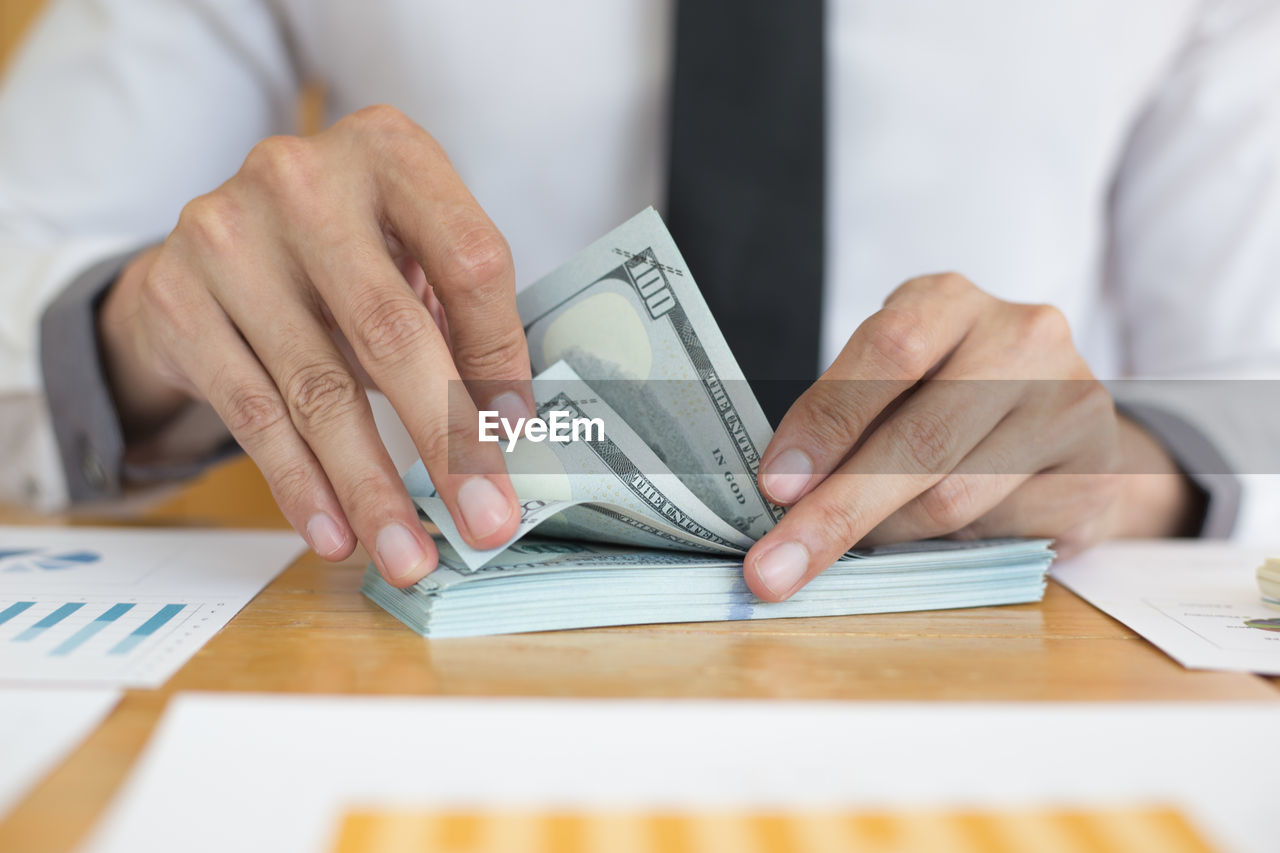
{"left": 1107, "top": 0, "right": 1280, "bottom": 544}
{"left": 0, "top": 0, "right": 299, "bottom": 508}
{"left": 38, "top": 248, "right": 243, "bottom": 505}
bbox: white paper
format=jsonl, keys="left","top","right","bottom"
{"left": 1052, "top": 539, "right": 1280, "bottom": 674}
{"left": 81, "top": 694, "right": 1279, "bottom": 853}
{"left": 0, "top": 687, "right": 120, "bottom": 818}
{"left": 0, "top": 527, "right": 303, "bottom": 687}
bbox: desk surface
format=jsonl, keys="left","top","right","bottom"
{"left": 2, "top": 457, "right": 1277, "bottom": 853}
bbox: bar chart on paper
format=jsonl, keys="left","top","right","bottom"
{"left": 0, "top": 597, "right": 213, "bottom": 684}
{"left": 0, "top": 527, "right": 303, "bottom": 686}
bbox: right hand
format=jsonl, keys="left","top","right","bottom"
{"left": 98, "top": 105, "right": 532, "bottom": 587}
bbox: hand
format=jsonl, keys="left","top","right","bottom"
{"left": 99, "top": 105, "right": 532, "bottom": 587}
{"left": 745, "top": 273, "right": 1203, "bottom": 601}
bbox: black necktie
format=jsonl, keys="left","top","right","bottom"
{"left": 666, "top": 0, "right": 826, "bottom": 427}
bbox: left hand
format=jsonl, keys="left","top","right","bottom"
{"left": 745, "top": 273, "right": 1202, "bottom": 601}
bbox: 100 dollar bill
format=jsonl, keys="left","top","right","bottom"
{"left": 412, "top": 362, "right": 753, "bottom": 570}
{"left": 517, "top": 208, "right": 780, "bottom": 540}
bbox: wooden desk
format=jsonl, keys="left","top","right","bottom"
{"left": 3, "top": 457, "right": 1278, "bottom": 853}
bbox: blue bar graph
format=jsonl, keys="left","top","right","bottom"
{"left": 0, "top": 601, "right": 35, "bottom": 625}
{"left": 51, "top": 602, "right": 135, "bottom": 657}
{"left": 15, "top": 602, "right": 85, "bottom": 641}
{"left": 108, "top": 604, "right": 185, "bottom": 656}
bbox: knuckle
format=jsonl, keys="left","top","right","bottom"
{"left": 1054, "top": 381, "right": 1116, "bottom": 468}
{"left": 267, "top": 460, "right": 317, "bottom": 510}
{"left": 176, "top": 193, "right": 242, "bottom": 256}
{"left": 286, "top": 363, "right": 363, "bottom": 431}
{"left": 437, "top": 220, "right": 513, "bottom": 295}
{"left": 350, "top": 295, "right": 434, "bottom": 367}
{"left": 916, "top": 475, "right": 975, "bottom": 533}
{"left": 139, "top": 257, "right": 196, "bottom": 328}
{"left": 887, "top": 272, "right": 971, "bottom": 304}
{"left": 794, "top": 383, "right": 863, "bottom": 451}
{"left": 862, "top": 308, "right": 932, "bottom": 377}
{"left": 444, "top": 412, "right": 480, "bottom": 462}
{"left": 414, "top": 411, "right": 486, "bottom": 474}
{"left": 242, "top": 134, "right": 317, "bottom": 196}
{"left": 453, "top": 326, "right": 528, "bottom": 380}
{"left": 1075, "top": 380, "right": 1114, "bottom": 421}
{"left": 927, "top": 271, "right": 973, "bottom": 297}
{"left": 415, "top": 420, "right": 457, "bottom": 468}
{"left": 898, "top": 408, "right": 954, "bottom": 473}
{"left": 346, "top": 103, "right": 417, "bottom": 136}
{"left": 1016, "top": 303, "right": 1071, "bottom": 348}
{"left": 341, "top": 105, "right": 445, "bottom": 172}
{"left": 339, "top": 469, "right": 398, "bottom": 519}
{"left": 1067, "top": 380, "right": 1115, "bottom": 433}
{"left": 809, "top": 496, "right": 868, "bottom": 551}
{"left": 223, "top": 383, "right": 289, "bottom": 442}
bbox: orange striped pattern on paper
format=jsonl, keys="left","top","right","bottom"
{"left": 330, "top": 807, "right": 1217, "bottom": 853}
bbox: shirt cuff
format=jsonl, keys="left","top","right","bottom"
{"left": 38, "top": 249, "right": 239, "bottom": 503}
{"left": 1115, "top": 401, "right": 1242, "bottom": 539}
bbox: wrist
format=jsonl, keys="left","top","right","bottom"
{"left": 97, "top": 247, "right": 191, "bottom": 440}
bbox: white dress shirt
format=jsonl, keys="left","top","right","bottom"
{"left": 2, "top": 0, "right": 1278, "bottom": 538}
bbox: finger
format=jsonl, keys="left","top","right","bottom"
{"left": 953, "top": 471, "right": 1118, "bottom": 558}
{"left": 297, "top": 226, "right": 522, "bottom": 552}
{"left": 394, "top": 242, "right": 451, "bottom": 341}
{"left": 862, "top": 408, "right": 1044, "bottom": 544}
{"left": 863, "top": 473, "right": 1030, "bottom": 545}
{"left": 758, "top": 273, "right": 989, "bottom": 506}
{"left": 947, "top": 389, "right": 1120, "bottom": 554}
{"left": 142, "top": 257, "right": 354, "bottom": 564}
{"left": 359, "top": 108, "right": 534, "bottom": 418}
{"left": 203, "top": 250, "right": 443, "bottom": 588}
{"left": 745, "top": 371, "right": 1022, "bottom": 600}
{"left": 331, "top": 275, "right": 449, "bottom": 391}
{"left": 869, "top": 378, "right": 1116, "bottom": 545}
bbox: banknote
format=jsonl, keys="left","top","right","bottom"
{"left": 517, "top": 208, "right": 780, "bottom": 540}
{"left": 362, "top": 537, "right": 1055, "bottom": 637}
{"left": 409, "top": 362, "right": 755, "bottom": 570}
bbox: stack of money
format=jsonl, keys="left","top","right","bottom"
{"left": 364, "top": 535, "right": 1052, "bottom": 638}
{"left": 363, "top": 210, "right": 1053, "bottom": 638}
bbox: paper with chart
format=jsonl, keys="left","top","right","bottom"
{"left": 81, "top": 694, "right": 1278, "bottom": 853}
{"left": 1052, "top": 540, "right": 1280, "bottom": 674}
{"left": 0, "top": 687, "right": 120, "bottom": 818}
{"left": 0, "top": 527, "right": 303, "bottom": 686}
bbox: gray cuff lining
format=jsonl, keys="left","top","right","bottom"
{"left": 38, "top": 250, "right": 139, "bottom": 503}
{"left": 38, "top": 249, "right": 243, "bottom": 504}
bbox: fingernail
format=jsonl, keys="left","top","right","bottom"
{"left": 306, "top": 512, "right": 346, "bottom": 557}
{"left": 490, "top": 390, "right": 533, "bottom": 423}
{"left": 376, "top": 523, "right": 429, "bottom": 581}
{"left": 754, "top": 541, "right": 811, "bottom": 599}
{"left": 761, "top": 448, "right": 814, "bottom": 504}
{"left": 458, "top": 476, "right": 514, "bottom": 540}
